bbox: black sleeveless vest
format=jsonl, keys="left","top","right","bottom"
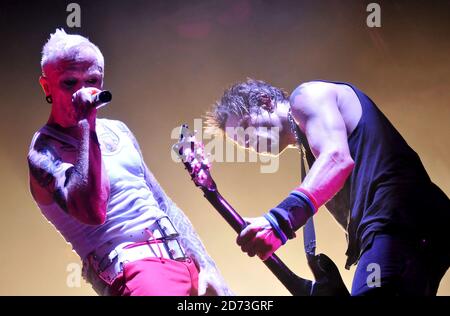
{"left": 298, "top": 80, "right": 450, "bottom": 268}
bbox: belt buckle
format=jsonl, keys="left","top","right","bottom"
{"left": 98, "top": 248, "right": 119, "bottom": 272}
{"left": 87, "top": 250, "right": 119, "bottom": 286}
{"left": 152, "top": 216, "right": 187, "bottom": 261}
{"left": 155, "top": 216, "right": 179, "bottom": 239}
{"left": 165, "top": 238, "right": 187, "bottom": 261}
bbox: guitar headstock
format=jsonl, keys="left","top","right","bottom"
{"left": 172, "top": 124, "right": 216, "bottom": 191}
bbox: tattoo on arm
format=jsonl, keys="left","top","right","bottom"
{"left": 28, "top": 152, "right": 56, "bottom": 187}
{"left": 28, "top": 137, "right": 69, "bottom": 211}
{"left": 65, "top": 120, "right": 90, "bottom": 191}
{"left": 165, "top": 201, "right": 216, "bottom": 268}
{"left": 29, "top": 123, "right": 105, "bottom": 222}
{"left": 28, "top": 137, "right": 60, "bottom": 186}
{"left": 120, "top": 120, "right": 216, "bottom": 269}
{"left": 144, "top": 154, "right": 216, "bottom": 269}
{"left": 289, "top": 84, "right": 306, "bottom": 105}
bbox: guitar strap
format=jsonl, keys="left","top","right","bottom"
{"left": 301, "top": 148, "right": 317, "bottom": 261}
{"left": 296, "top": 127, "right": 318, "bottom": 262}
{"left": 295, "top": 126, "right": 351, "bottom": 297}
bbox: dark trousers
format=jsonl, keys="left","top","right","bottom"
{"left": 351, "top": 233, "right": 449, "bottom": 296}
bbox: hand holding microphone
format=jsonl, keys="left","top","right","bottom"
{"left": 72, "top": 88, "right": 112, "bottom": 109}
{"left": 91, "top": 90, "right": 112, "bottom": 109}
{"left": 72, "top": 88, "right": 112, "bottom": 124}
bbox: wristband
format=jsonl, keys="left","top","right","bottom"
{"left": 267, "top": 190, "right": 318, "bottom": 239}
{"left": 292, "top": 188, "right": 319, "bottom": 214}
{"left": 264, "top": 213, "right": 288, "bottom": 245}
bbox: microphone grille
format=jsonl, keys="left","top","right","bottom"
{"left": 98, "top": 90, "right": 112, "bottom": 103}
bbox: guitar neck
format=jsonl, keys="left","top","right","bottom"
{"left": 201, "top": 188, "right": 313, "bottom": 296}
{"left": 202, "top": 189, "right": 246, "bottom": 233}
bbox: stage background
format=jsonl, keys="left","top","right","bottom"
{"left": 0, "top": 0, "right": 449, "bottom": 295}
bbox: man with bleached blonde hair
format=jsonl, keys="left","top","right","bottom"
{"left": 28, "top": 29, "right": 232, "bottom": 296}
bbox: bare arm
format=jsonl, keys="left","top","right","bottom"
{"left": 290, "top": 82, "right": 355, "bottom": 206}
{"left": 28, "top": 119, "right": 109, "bottom": 225}
{"left": 237, "top": 83, "right": 355, "bottom": 260}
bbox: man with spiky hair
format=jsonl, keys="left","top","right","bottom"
{"left": 27, "top": 29, "right": 232, "bottom": 296}
{"left": 206, "top": 78, "right": 449, "bottom": 295}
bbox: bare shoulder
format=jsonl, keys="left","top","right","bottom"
{"left": 290, "top": 81, "right": 362, "bottom": 136}
{"left": 290, "top": 81, "right": 337, "bottom": 108}
{"left": 290, "top": 81, "right": 359, "bottom": 107}
{"left": 289, "top": 81, "right": 338, "bottom": 124}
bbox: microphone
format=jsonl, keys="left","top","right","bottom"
{"left": 91, "top": 90, "right": 112, "bottom": 109}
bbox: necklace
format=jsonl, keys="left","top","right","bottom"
{"left": 288, "top": 109, "right": 310, "bottom": 181}
{"left": 287, "top": 108, "right": 302, "bottom": 149}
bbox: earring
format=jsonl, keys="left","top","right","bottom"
{"left": 45, "top": 95, "right": 52, "bottom": 104}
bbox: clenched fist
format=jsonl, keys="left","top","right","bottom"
{"left": 237, "top": 216, "right": 283, "bottom": 261}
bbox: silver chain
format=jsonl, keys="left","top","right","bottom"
{"left": 287, "top": 108, "right": 302, "bottom": 149}
{"left": 288, "top": 108, "right": 309, "bottom": 171}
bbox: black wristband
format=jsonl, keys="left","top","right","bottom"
{"left": 267, "top": 193, "right": 315, "bottom": 239}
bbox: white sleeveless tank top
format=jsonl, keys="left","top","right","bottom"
{"left": 29, "top": 119, "right": 167, "bottom": 259}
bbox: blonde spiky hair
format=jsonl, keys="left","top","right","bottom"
{"left": 41, "top": 28, "right": 104, "bottom": 75}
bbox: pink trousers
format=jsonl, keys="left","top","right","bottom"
{"left": 109, "top": 257, "right": 199, "bottom": 296}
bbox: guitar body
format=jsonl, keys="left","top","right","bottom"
{"left": 308, "top": 253, "right": 350, "bottom": 296}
